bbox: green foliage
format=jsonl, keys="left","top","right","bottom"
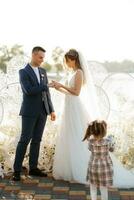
{"left": 0, "top": 44, "right": 24, "bottom": 73}
{"left": 41, "top": 62, "right": 52, "bottom": 72}
{"left": 55, "top": 63, "right": 63, "bottom": 74}
{"left": 103, "top": 60, "right": 134, "bottom": 73}
{"left": 52, "top": 47, "right": 64, "bottom": 74}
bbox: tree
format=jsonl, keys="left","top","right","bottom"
{"left": 41, "top": 62, "right": 52, "bottom": 72}
{"left": 51, "top": 47, "right": 64, "bottom": 75}
{"left": 0, "top": 44, "right": 24, "bottom": 73}
{"left": 103, "top": 60, "right": 134, "bottom": 73}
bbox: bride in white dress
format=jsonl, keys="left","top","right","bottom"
{"left": 50, "top": 49, "right": 134, "bottom": 188}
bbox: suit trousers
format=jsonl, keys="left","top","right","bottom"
{"left": 14, "top": 104, "right": 47, "bottom": 172}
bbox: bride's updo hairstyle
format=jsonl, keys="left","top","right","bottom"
{"left": 65, "top": 49, "right": 83, "bottom": 70}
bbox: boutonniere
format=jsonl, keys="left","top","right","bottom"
{"left": 41, "top": 74, "right": 45, "bottom": 79}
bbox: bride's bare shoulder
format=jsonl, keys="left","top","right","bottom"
{"left": 75, "top": 69, "right": 83, "bottom": 82}
{"left": 76, "top": 69, "right": 83, "bottom": 75}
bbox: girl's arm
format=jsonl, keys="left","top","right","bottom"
{"left": 108, "top": 140, "right": 115, "bottom": 152}
{"left": 109, "top": 146, "right": 114, "bottom": 152}
{"left": 107, "top": 135, "right": 115, "bottom": 152}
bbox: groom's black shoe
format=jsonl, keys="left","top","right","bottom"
{"left": 12, "top": 171, "right": 21, "bottom": 181}
{"left": 29, "top": 168, "right": 47, "bottom": 177}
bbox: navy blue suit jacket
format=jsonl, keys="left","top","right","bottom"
{"left": 19, "top": 64, "right": 54, "bottom": 117}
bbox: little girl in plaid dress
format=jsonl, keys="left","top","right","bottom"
{"left": 83, "top": 120, "right": 114, "bottom": 200}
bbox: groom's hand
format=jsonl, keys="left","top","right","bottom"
{"left": 50, "top": 112, "right": 56, "bottom": 121}
{"left": 48, "top": 82, "right": 55, "bottom": 88}
{"left": 52, "top": 81, "right": 62, "bottom": 89}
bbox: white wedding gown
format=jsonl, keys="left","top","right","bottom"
{"left": 53, "top": 71, "right": 134, "bottom": 188}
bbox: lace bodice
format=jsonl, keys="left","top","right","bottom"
{"left": 67, "top": 72, "right": 76, "bottom": 87}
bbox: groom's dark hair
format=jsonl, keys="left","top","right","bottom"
{"left": 32, "top": 46, "right": 46, "bottom": 53}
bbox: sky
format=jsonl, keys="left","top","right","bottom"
{"left": 0, "top": 0, "right": 134, "bottom": 62}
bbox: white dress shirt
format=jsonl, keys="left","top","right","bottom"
{"left": 31, "top": 66, "right": 40, "bottom": 84}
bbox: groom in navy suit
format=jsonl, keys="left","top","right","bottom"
{"left": 13, "top": 46, "right": 56, "bottom": 181}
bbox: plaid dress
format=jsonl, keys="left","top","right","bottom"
{"left": 86, "top": 138, "right": 113, "bottom": 186}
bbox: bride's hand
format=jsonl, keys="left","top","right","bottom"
{"left": 52, "top": 81, "right": 62, "bottom": 89}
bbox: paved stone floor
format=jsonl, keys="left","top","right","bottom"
{"left": 0, "top": 173, "right": 134, "bottom": 200}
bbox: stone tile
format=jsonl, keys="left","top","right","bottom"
{"left": 69, "top": 197, "right": 86, "bottom": 200}
{"left": 110, "top": 191, "right": 120, "bottom": 198}
{"left": 34, "top": 194, "right": 51, "bottom": 199}
{"left": 86, "top": 195, "right": 91, "bottom": 200}
{"left": 18, "top": 189, "right": 35, "bottom": 194}
{"left": 39, "top": 177, "right": 54, "bottom": 183}
{"left": 0, "top": 175, "right": 134, "bottom": 199}
{"left": 69, "top": 190, "right": 86, "bottom": 195}
{"left": 109, "top": 187, "right": 119, "bottom": 191}
{"left": 120, "top": 191, "right": 133, "bottom": 195}
{"left": 35, "top": 190, "right": 52, "bottom": 195}
{"left": 22, "top": 178, "right": 39, "bottom": 184}
{"left": 0, "top": 189, "right": 3, "bottom": 195}
{"left": 4, "top": 186, "right": 21, "bottom": 193}
{"left": 17, "top": 189, "right": 35, "bottom": 199}
{"left": 51, "top": 198, "right": 68, "bottom": 200}
{"left": 0, "top": 183, "right": 6, "bottom": 189}
{"left": 53, "top": 186, "right": 69, "bottom": 193}
{"left": 52, "top": 194, "right": 68, "bottom": 199}
{"left": 120, "top": 197, "right": 130, "bottom": 200}
{"left": 0, "top": 192, "right": 17, "bottom": 200}
{"left": 38, "top": 182, "right": 54, "bottom": 189}
{"left": 54, "top": 180, "right": 69, "bottom": 187}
